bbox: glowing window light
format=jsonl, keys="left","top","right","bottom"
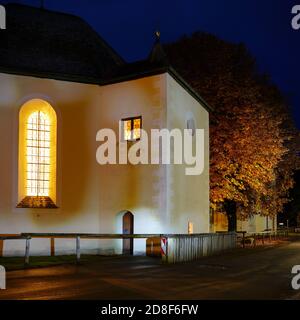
{"left": 26, "top": 111, "right": 51, "bottom": 197}
{"left": 124, "top": 120, "right": 132, "bottom": 141}
{"left": 122, "top": 116, "right": 142, "bottom": 141}
{"left": 133, "top": 118, "right": 141, "bottom": 140}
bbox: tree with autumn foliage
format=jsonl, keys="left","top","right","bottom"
{"left": 165, "top": 32, "right": 300, "bottom": 231}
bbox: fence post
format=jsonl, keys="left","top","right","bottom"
{"left": 25, "top": 237, "right": 31, "bottom": 266}
{"left": 235, "top": 232, "right": 237, "bottom": 248}
{"left": 76, "top": 236, "right": 81, "bottom": 263}
{"left": 50, "top": 237, "right": 55, "bottom": 257}
{"left": 0, "top": 239, "right": 3, "bottom": 257}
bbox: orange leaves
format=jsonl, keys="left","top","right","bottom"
{"left": 166, "top": 32, "right": 299, "bottom": 218}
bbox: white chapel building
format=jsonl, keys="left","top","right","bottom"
{"left": 0, "top": 4, "right": 211, "bottom": 255}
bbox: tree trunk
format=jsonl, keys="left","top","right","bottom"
{"left": 224, "top": 200, "right": 237, "bottom": 232}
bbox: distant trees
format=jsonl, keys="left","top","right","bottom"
{"left": 165, "top": 32, "right": 300, "bottom": 231}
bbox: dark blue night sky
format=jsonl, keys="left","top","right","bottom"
{"left": 3, "top": 0, "right": 300, "bottom": 128}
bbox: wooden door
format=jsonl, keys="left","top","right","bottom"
{"left": 122, "top": 211, "right": 134, "bottom": 255}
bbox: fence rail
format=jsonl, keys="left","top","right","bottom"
{"left": 21, "top": 233, "right": 162, "bottom": 239}
{"left": 236, "top": 230, "right": 289, "bottom": 248}
{"left": 0, "top": 235, "right": 31, "bottom": 265}
{"left": 1, "top": 230, "right": 285, "bottom": 266}
{"left": 19, "top": 232, "right": 238, "bottom": 264}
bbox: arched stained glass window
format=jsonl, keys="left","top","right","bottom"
{"left": 18, "top": 99, "right": 57, "bottom": 208}
{"left": 26, "top": 111, "right": 51, "bottom": 197}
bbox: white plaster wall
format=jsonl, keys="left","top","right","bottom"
{"left": 96, "top": 74, "right": 168, "bottom": 254}
{"left": 166, "top": 74, "right": 210, "bottom": 234}
{"left": 0, "top": 71, "right": 210, "bottom": 256}
{"left": 0, "top": 73, "right": 169, "bottom": 256}
{"left": 237, "top": 215, "right": 276, "bottom": 233}
{"left": 0, "top": 73, "right": 104, "bottom": 255}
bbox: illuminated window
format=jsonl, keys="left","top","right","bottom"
{"left": 17, "top": 99, "right": 57, "bottom": 208}
{"left": 26, "top": 111, "right": 50, "bottom": 197}
{"left": 122, "top": 116, "right": 142, "bottom": 141}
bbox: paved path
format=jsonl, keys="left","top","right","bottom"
{"left": 1, "top": 240, "right": 300, "bottom": 300}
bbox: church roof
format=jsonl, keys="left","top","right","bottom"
{"left": 0, "top": 3, "right": 124, "bottom": 82}
{"left": 106, "top": 33, "right": 213, "bottom": 112}
{"left": 0, "top": 3, "right": 212, "bottom": 111}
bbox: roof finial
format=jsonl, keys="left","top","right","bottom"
{"left": 155, "top": 30, "right": 161, "bottom": 41}
{"left": 148, "top": 30, "right": 169, "bottom": 65}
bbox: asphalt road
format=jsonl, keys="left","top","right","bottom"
{"left": 1, "top": 240, "right": 300, "bottom": 300}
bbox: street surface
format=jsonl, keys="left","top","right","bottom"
{"left": 1, "top": 240, "right": 300, "bottom": 299}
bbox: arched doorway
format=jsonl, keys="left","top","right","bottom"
{"left": 123, "top": 211, "right": 134, "bottom": 255}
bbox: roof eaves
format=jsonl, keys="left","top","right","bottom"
{"left": 167, "top": 66, "right": 214, "bottom": 112}
{"left": 0, "top": 65, "right": 213, "bottom": 112}
{"left": 100, "top": 65, "right": 213, "bottom": 112}
{"left": 100, "top": 66, "right": 169, "bottom": 86}
{"left": 0, "top": 67, "right": 101, "bottom": 85}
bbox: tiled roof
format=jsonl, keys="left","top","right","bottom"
{"left": 0, "top": 3, "right": 124, "bottom": 81}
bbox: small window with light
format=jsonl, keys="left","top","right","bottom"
{"left": 122, "top": 116, "right": 142, "bottom": 141}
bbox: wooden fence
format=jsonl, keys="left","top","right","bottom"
{"left": 0, "top": 235, "right": 31, "bottom": 265}
{"left": 0, "top": 232, "right": 237, "bottom": 265}
{"left": 161, "top": 232, "right": 237, "bottom": 263}
{"left": 237, "top": 230, "right": 289, "bottom": 248}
